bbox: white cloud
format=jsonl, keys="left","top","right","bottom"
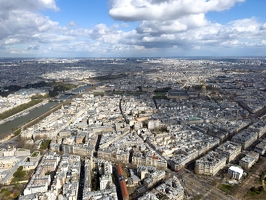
{"left": 0, "top": 0, "right": 58, "bottom": 13}
{"left": 27, "top": 45, "right": 40, "bottom": 50}
{"left": 115, "top": 16, "right": 266, "bottom": 51}
{"left": 0, "top": 0, "right": 59, "bottom": 47}
{"left": 229, "top": 18, "right": 260, "bottom": 33}
{"left": 67, "top": 21, "right": 77, "bottom": 27}
{"left": 261, "top": 40, "right": 266, "bottom": 45}
{"left": 106, "top": 0, "right": 266, "bottom": 54}
{"left": 109, "top": 0, "right": 245, "bottom": 21}
{"left": 48, "top": 41, "right": 101, "bottom": 53}
{"left": 1, "top": 0, "right": 266, "bottom": 57}
{"left": 4, "top": 38, "right": 20, "bottom": 45}
{"left": 137, "top": 14, "right": 209, "bottom": 34}
{"left": 39, "top": 0, "right": 58, "bottom": 10}
{"left": 221, "top": 40, "right": 240, "bottom": 47}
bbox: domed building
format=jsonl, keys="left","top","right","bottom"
{"left": 200, "top": 84, "right": 206, "bottom": 96}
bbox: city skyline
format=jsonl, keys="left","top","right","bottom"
{"left": 1, "top": 0, "right": 266, "bottom": 57}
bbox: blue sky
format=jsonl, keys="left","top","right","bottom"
{"left": 1, "top": 0, "right": 266, "bottom": 57}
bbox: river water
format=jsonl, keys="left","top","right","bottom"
{"left": 0, "top": 85, "right": 91, "bottom": 135}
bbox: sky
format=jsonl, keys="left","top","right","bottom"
{"left": 1, "top": 0, "right": 266, "bottom": 57}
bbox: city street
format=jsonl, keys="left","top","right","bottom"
{"left": 174, "top": 169, "right": 237, "bottom": 200}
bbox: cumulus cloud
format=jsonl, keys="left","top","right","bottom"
{"left": 67, "top": 21, "right": 77, "bottom": 27}
{"left": 0, "top": 10, "right": 59, "bottom": 46}
{"left": 27, "top": 45, "right": 40, "bottom": 50}
{"left": 0, "top": 0, "right": 59, "bottom": 48}
{"left": 0, "top": 0, "right": 58, "bottom": 12}
{"left": 109, "top": 0, "right": 245, "bottom": 21}
{"left": 115, "top": 16, "right": 266, "bottom": 52}
{"left": 137, "top": 14, "right": 209, "bottom": 35}
{"left": 106, "top": 0, "right": 266, "bottom": 54}
{"left": 4, "top": 38, "right": 20, "bottom": 45}
{"left": 0, "top": 0, "right": 58, "bottom": 22}
{"left": 106, "top": 0, "right": 265, "bottom": 52}
{"left": 0, "top": 0, "right": 265, "bottom": 57}
{"left": 48, "top": 41, "right": 101, "bottom": 53}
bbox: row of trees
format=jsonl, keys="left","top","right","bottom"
{"left": 0, "top": 99, "right": 42, "bottom": 120}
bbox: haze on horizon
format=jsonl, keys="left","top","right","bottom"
{"left": 1, "top": 0, "right": 266, "bottom": 58}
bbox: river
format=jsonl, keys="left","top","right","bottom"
{"left": 0, "top": 84, "right": 91, "bottom": 135}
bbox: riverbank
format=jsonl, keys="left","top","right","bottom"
{"left": 0, "top": 99, "right": 48, "bottom": 125}
{"left": 0, "top": 133, "right": 14, "bottom": 143}
{"left": 0, "top": 84, "right": 92, "bottom": 142}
